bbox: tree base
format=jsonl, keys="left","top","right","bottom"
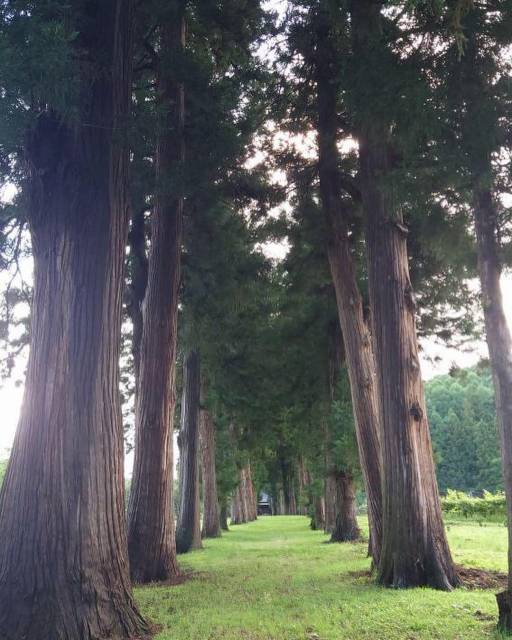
{"left": 377, "top": 560, "right": 460, "bottom": 590}
{"left": 329, "top": 528, "right": 361, "bottom": 543}
{"left": 202, "top": 530, "right": 222, "bottom": 539}
{"left": 497, "top": 591, "right": 512, "bottom": 633}
{"left": 0, "top": 581, "right": 152, "bottom": 640}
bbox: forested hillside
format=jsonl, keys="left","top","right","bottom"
{"left": 427, "top": 365, "right": 502, "bottom": 494}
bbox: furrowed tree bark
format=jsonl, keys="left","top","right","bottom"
{"left": 351, "top": 0, "right": 459, "bottom": 591}
{"left": 231, "top": 465, "right": 255, "bottom": 524}
{"left": 0, "top": 2, "right": 151, "bottom": 638}
{"left": 200, "top": 407, "right": 222, "bottom": 538}
{"left": 330, "top": 472, "right": 361, "bottom": 543}
{"left": 127, "top": 12, "right": 185, "bottom": 583}
{"left": 314, "top": 4, "right": 382, "bottom": 564}
{"left": 176, "top": 349, "right": 203, "bottom": 553}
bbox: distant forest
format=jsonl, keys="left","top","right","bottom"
{"left": 427, "top": 364, "right": 502, "bottom": 494}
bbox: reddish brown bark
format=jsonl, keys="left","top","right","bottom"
{"left": 0, "top": 2, "right": 150, "bottom": 637}
{"left": 351, "top": 0, "right": 458, "bottom": 590}
{"left": 200, "top": 408, "right": 222, "bottom": 538}
{"left": 176, "top": 350, "right": 203, "bottom": 553}
{"left": 330, "top": 472, "right": 361, "bottom": 543}
{"left": 127, "top": 13, "right": 185, "bottom": 582}
{"left": 231, "top": 465, "right": 256, "bottom": 524}
{"left": 314, "top": 4, "right": 383, "bottom": 564}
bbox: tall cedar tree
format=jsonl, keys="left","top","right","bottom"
{"left": 176, "top": 349, "right": 203, "bottom": 553}
{"left": 127, "top": 3, "right": 185, "bottom": 583}
{"left": 349, "top": 0, "right": 459, "bottom": 589}
{"left": 200, "top": 403, "right": 222, "bottom": 538}
{"left": 309, "top": 2, "right": 382, "bottom": 561}
{"left": 0, "top": 1, "right": 150, "bottom": 637}
{"left": 428, "top": 0, "right": 512, "bottom": 622}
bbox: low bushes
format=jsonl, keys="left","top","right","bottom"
{"left": 441, "top": 489, "right": 506, "bottom": 522}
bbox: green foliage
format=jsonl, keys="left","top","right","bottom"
{"left": 426, "top": 364, "right": 503, "bottom": 493}
{"left": 0, "top": 1, "right": 79, "bottom": 157}
{"left": 442, "top": 489, "right": 506, "bottom": 522}
{"left": 330, "top": 368, "right": 360, "bottom": 478}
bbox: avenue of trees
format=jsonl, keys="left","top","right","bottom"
{"left": 0, "top": 0, "right": 511, "bottom": 638}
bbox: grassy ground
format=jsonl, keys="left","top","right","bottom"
{"left": 135, "top": 516, "right": 508, "bottom": 640}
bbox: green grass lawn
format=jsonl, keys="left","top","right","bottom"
{"left": 135, "top": 516, "right": 509, "bottom": 640}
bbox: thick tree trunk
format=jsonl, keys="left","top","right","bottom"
{"left": 127, "top": 14, "right": 185, "bottom": 582}
{"left": 0, "top": 3, "right": 150, "bottom": 637}
{"left": 245, "top": 463, "right": 258, "bottom": 521}
{"left": 200, "top": 408, "right": 221, "bottom": 538}
{"left": 220, "top": 500, "right": 230, "bottom": 531}
{"left": 230, "top": 488, "right": 240, "bottom": 523}
{"left": 240, "top": 467, "right": 250, "bottom": 521}
{"left": 231, "top": 481, "right": 246, "bottom": 525}
{"left": 472, "top": 176, "right": 512, "bottom": 626}
{"left": 314, "top": 5, "right": 383, "bottom": 564}
{"left": 330, "top": 472, "right": 361, "bottom": 543}
{"left": 324, "top": 473, "right": 337, "bottom": 534}
{"left": 351, "top": 0, "right": 458, "bottom": 590}
{"left": 311, "top": 496, "right": 326, "bottom": 531}
{"left": 232, "top": 465, "right": 256, "bottom": 524}
{"left": 280, "top": 457, "right": 296, "bottom": 515}
{"left": 176, "top": 350, "right": 203, "bottom": 553}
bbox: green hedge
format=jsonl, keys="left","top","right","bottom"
{"left": 441, "top": 489, "right": 507, "bottom": 521}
